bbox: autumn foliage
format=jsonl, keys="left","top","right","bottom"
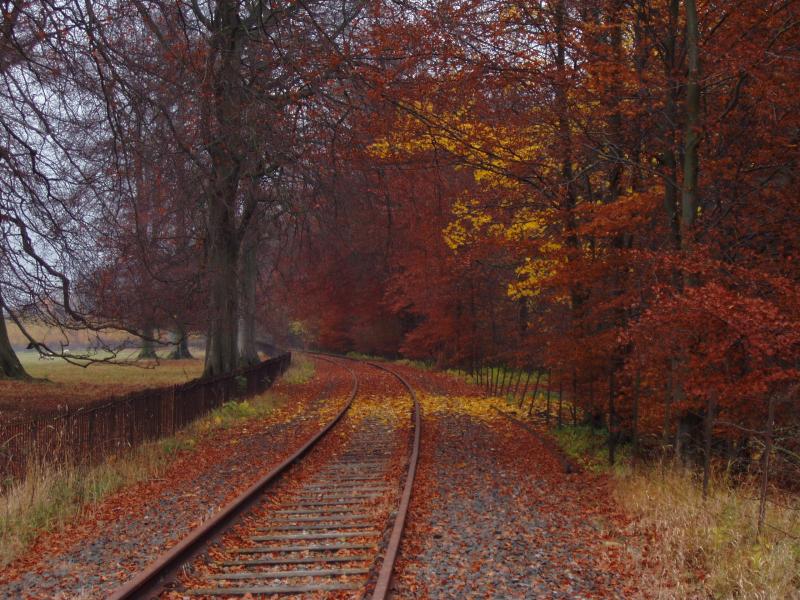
{"left": 279, "top": 0, "right": 800, "bottom": 475}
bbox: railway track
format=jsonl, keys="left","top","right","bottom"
{"left": 109, "top": 355, "right": 420, "bottom": 599}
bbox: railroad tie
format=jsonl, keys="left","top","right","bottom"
{"left": 189, "top": 582, "right": 362, "bottom": 596}
{"left": 250, "top": 530, "right": 381, "bottom": 542}
{"left": 232, "top": 542, "right": 376, "bottom": 553}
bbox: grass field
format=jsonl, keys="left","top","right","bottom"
{"left": 0, "top": 350, "right": 205, "bottom": 421}
{"left": 5, "top": 320, "right": 137, "bottom": 351}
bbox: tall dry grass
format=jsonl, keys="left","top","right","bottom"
{"left": 616, "top": 466, "right": 800, "bottom": 599}
{"left": 0, "top": 435, "right": 191, "bottom": 565}
{"left": 519, "top": 416, "right": 799, "bottom": 598}
{"left": 0, "top": 390, "right": 282, "bottom": 566}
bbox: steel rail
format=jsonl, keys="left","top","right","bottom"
{"left": 365, "top": 361, "right": 421, "bottom": 600}
{"left": 108, "top": 355, "right": 358, "bottom": 600}
{"left": 307, "top": 352, "right": 423, "bottom": 598}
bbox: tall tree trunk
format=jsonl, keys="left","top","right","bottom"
{"left": 138, "top": 326, "right": 158, "bottom": 360}
{"left": 202, "top": 0, "right": 246, "bottom": 378}
{"left": 661, "top": 0, "right": 681, "bottom": 248}
{"left": 681, "top": 0, "right": 701, "bottom": 250}
{"left": 167, "top": 324, "right": 193, "bottom": 359}
{"left": 0, "top": 308, "right": 28, "bottom": 379}
{"left": 204, "top": 199, "right": 239, "bottom": 377}
{"left": 238, "top": 222, "right": 259, "bottom": 367}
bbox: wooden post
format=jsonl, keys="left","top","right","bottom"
{"left": 632, "top": 368, "right": 640, "bottom": 467}
{"left": 527, "top": 371, "right": 543, "bottom": 417}
{"left": 571, "top": 372, "right": 578, "bottom": 426}
{"left": 702, "top": 394, "right": 716, "bottom": 500}
{"left": 557, "top": 374, "right": 564, "bottom": 428}
{"left": 758, "top": 394, "right": 776, "bottom": 534}
{"left": 608, "top": 370, "right": 616, "bottom": 466}
{"left": 545, "top": 368, "right": 552, "bottom": 426}
{"left": 518, "top": 371, "right": 532, "bottom": 408}
{"left": 498, "top": 367, "right": 508, "bottom": 397}
{"left": 511, "top": 369, "right": 523, "bottom": 403}
{"left": 504, "top": 368, "right": 516, "bottom": 397}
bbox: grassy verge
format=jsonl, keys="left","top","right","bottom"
{"left": 551, "top": 424, "right": 628, "bottom": 473}
{"left": 548, "top": 423, "right": 800, "bottom": 598}
{"left": 282, "top": 354, "right": 316, "bottom": 385}
{"left": 619, "top": 467, "right": 800, "bottom": 598}
{"left": 344, "top": 351, "right": 386, "bottom": 362}
{"left": 394, "top": 358, "right": 433, "bottom": 371}
{"left": 0, "top": 351, "right": 206, "bottom": 421}
{"left": 0, "top": 390, "right": 282, "bottom": 566}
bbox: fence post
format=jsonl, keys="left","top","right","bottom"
{"left": 0, "top": 353, "right": 290, "bottom": 483}
{"left": 758, "top": 394, "right": 776, "bottom": 534}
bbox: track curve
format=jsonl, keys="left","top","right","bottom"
{"left": 108, "top": 355, "right": 420, "bottom": 599}
{"left": 108, "top": 356, "right": 357, "bottom": 600}
{"left": 364, "top": 362, "right": 421, "bottom": 600}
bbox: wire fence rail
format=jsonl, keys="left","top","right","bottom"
{"left": 0, "top": 353, "right": 291, "bottom": 482}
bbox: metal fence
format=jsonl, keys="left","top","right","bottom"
{"left": 0, "top": 353, "right": 291, "bottom": 482}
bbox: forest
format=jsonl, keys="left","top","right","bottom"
{"left": 0, "top": 0, "right": 798, "bottom": 596}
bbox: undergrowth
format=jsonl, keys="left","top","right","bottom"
{"left": 551, "top": 424, "right": 631, "bottom": 474}
{"left": 394, "top": 358, "right": 433, "bottom": 370}
{"left": 0, "top": 389, "right": 281, "bottom": 566}
{"left": 618, "top": 467, "right": 800, "bottom": 598}
{"left": 281, "top": 354, "right": 316, "bottom": 385}
{"left": 548, "top": 422, "right": 800, "bottom": 598}
{"left": 344, "top": 351, "right": 386, "bottom": 362}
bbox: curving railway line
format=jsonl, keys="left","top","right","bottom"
{"left": 108, "top": 355, "right": 420, "bottom": 599}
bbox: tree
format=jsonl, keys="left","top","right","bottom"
{"left": 80, "top": 0, "right": 368, "bottom": 376}
{"left": 276, "top": 0, "right": 800, "bottom": 488}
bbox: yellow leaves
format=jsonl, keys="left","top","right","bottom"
{"left": 502, "top": 207, "right": 552, "bottom": 241}
{"left": 443, "top": 198, "right": 493, "bottom": 251}
{"left": 508, "top": 252, "right": 562, "bottom": 300}
{"left": 367, "top": 139, "right": 393, "bottom": 159}
{"left": 421, "top": 393, "right": 503, "bottom": 422}
{"left": 368, "top": 101, "right": 544, "bottom": 192}
{"left": 345, "top": 393, "right": 409, "bottom": 428}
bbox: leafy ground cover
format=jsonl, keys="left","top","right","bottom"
{"left": 0, "top": 356, "right": 345, "bottom": 598}
{"left": 388, "top": 365, "right": 644, "bottom": 599}
{"left": 499, "top": 405, "right": 800, "bottom": 598}
{"left": 171, "top": 359, "right": 413, "bottom": 598}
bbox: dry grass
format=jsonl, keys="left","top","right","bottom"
{"left": 616, "top": 467, "right": 800, "bottom": 599}
{"left": 541, "top": 421, "right": 800, "bottom": 598}
{"left": 0, "top": 388, "right": 282, "bottom": 566}
{"left": 0, "top": 435, "right": 192, "bottom": 565}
